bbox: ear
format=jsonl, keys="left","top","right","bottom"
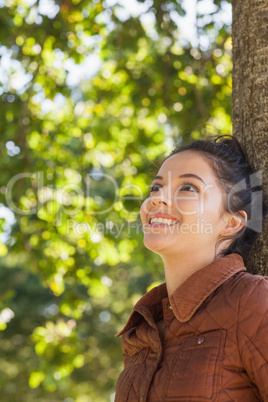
{"left": 220, "top": 211, "right": 247, "bottom": 237}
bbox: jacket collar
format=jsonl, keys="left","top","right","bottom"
{"left": 169, "top": 253, "right": 246, "bottom": 322}
{"left": 116, "top": 253, "right": 246, "bottom": 337}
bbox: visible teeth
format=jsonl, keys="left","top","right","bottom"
{"left": 150, "top": 217, "right": 177, "bottom": 225}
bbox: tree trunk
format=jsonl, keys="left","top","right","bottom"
{"left": 232, "top": 0, "right": 268, "bottom": 275}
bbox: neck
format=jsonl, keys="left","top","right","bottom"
{"left": 161, "top": 249, "right": 217, "bottom": 296}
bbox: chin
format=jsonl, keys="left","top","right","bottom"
{"left": 143, "top": 234, "right": 168, "bottom": 254}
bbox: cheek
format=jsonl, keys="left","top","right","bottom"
{"left": 202, "top": 193, "right": 223, "bottom": 216}
{"left": 175, "top": 193, "right": 201, "bottom": 214}
{"left": 140, "top": 198, "right": 151, "bottom": 223}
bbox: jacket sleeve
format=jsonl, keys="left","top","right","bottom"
{"left": 237, "top": 276, "right": 268, "bottom": 399}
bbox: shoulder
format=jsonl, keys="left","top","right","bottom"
{"left": 235, "top": 272, "right": 268, "bottom": 310}
{"left": 218, "top": 272, "right": 268, "bottom": 398}
{"left": 221, "top": 270, "right": 268, "bottom": 302}
{"left": 229, "top": 272, "right": 268, "bottom": 338}
{"left": 238, "top": 272, "right": 268, "bottom": 312}
{"left": 212, "top": 271, "right": 268, "bottom": 321}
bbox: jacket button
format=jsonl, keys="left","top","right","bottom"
{"left": 197, "top": 336, "right": 205, "bottom": 344}
{"left": 168, "top": 304, "right": 173, "bottom": 310}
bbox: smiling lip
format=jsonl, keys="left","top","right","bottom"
{"left": 148, "top": 213, "right": 179, "bottom": 225}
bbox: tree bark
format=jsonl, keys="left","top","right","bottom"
{"left": 232, "top": 0, "right": 268, "bottom": 275}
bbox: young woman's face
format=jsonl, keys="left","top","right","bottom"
{"left": 140, "top": 150, "right": 229, "bottom": 258}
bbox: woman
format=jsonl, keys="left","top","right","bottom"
{"left": 115, "top": 136, "right": 268, "bottom": 401}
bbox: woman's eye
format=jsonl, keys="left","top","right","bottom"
{"left": 149, "top": 183, "right": 162, "bottom": 192}
{"left": 180, "top": 183, "right": 198, "bottom": 192}
{"left": 149, "top": 182, "right": 199, "bottom": 193}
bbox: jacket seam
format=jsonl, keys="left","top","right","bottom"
{"left": 236, "top": 279, "right": 244, "bottom": 367}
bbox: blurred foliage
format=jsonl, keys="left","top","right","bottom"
{"left": 0, "top": 0, "right": 232, "bottom": 400}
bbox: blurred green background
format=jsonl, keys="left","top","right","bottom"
{"left": 0, "top": 0, "right": 232, "bottom": 400}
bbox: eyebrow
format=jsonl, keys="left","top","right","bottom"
{"left": 152, "top": 173, "right": 206, "bottom": 186}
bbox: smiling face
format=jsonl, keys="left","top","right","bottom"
{"left": 140, "top": 150, "right": 230, "bottom": 259}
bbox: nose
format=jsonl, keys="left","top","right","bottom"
{"left": 151, "top": 199, "right": 167, "bottom": 206}
{"left": 150, "top": 188, "right": 170, "bottom": 207}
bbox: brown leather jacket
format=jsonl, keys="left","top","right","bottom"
{"left": 115, "top": 254, "right": 268, "bottom": 401}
